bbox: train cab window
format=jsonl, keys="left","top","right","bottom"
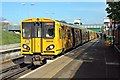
{"left": 44, "top": 22, "right": 55, "bottom": 38}
{"left": 67, "top": 29, "right": 71, "bottom": 39}
{"left": 22, "top": 22, "right": 33, "bottom": 38}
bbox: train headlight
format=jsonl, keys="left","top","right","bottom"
{"left": 22, "top": 44, "right": 30, "bottom": 50}
{"left": 46, "top": 44, "right": 54, "bottom": 50}
{"left": 23, "top": 44, "right": 27, "bottom": 49}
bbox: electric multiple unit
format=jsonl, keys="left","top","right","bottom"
{"left": 21, "top": 18, "right": 96, "bottom": 65}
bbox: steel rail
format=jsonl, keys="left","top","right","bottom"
{"left": 0, "top": 47, "right": 20, "bottom": 54}
{"left": 1, "top": 64, "right": 32, "bottom": 80}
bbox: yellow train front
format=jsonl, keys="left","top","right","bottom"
{"left": 21, "top": 18, "right": 63, "bottom": 65}
{"left": 21, "top": 18, "right": 96, "bottom": 65}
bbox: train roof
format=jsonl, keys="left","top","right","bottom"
{"left": 56, "top": 20, "right": 86, "bottom": 30}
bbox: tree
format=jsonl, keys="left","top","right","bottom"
{"left": 60, "top": 20, "right": 67, "bottom": 23}
{"left": 80, "top": 22, "right": 82, "bottom": 25}
{"left": 105, "top": 2, "right": 120, "bottom": 45}
{"left": 106, "top": 2, "right": 120, "bottom": 23}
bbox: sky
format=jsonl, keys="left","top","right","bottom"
{"left": 1, "top": 2, "right": 107, "bottom": 24}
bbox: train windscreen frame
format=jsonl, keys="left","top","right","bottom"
{"left": 32, "top": 22, "right": 42, "bottom": 38}
{"left": 22, "top": 22, "right": 55, "bottom": 39}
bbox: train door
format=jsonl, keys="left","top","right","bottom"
{"left": 62, "top": 26, "right": 67, "bottom": 51}
{"left": 58, "top": 26, "right": 63, "bottom": 52}
{"left": 86, "top": 31, "right": 88, "bottom": 42}
{"left": 72, "top": 28, "right": 75, "bottom": 47}
{"left": 32, "top": 22, "right": 42, "bottom": 53}
{"left": 61, "top": 26, "right": 65, "bottom": 51}
{"left": 80, "top": 29, "right": 82, "bottom": 44}
{"left": 88, "top": 31, "right": 90, "bottom": 41}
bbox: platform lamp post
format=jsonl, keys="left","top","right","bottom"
{"left": 21, "top": 3, "right": 35, "bottom": 18}
{"left": 112, "top": 20, "right": 116, "bottom": 45}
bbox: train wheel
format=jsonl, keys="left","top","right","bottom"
{"left": 49, "top": 56, "right": 54, "bottom": 60}
{"left": 42, "top": 58, "right": 47, "bottom": 64}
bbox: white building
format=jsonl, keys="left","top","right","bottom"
{"left": 74, "top": 19, "right": 81, "bottom": 25}
{"left": 104, "top": 17, "right": 112, "bottom": 36}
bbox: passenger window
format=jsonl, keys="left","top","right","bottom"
{"left": 75, "top": 31, "right": 78, "bottom": 38}
{"left": 67, "top": 30, "right": 71, "bottom": 39}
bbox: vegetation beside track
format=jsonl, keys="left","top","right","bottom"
{"left": 0, "top": 30, "right": 20, "bottom": 45}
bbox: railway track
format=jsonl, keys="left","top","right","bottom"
{"left": 1, "top": 64, "right": 33, "bottom": 80}
{"left": 0, "top": 47, "right": 35, "bottom": 80}
{"left": 1, "top": 62, "right": 43, "bottom": 80}
{"left": 0, "top": 55, "right": 41, "bottom": 80}
{"left": 0, "top": 64, "right": 20, "bottom": 74}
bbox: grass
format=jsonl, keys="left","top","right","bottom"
{"left": 0, "top": 30, "right": 20, "bottom": 45}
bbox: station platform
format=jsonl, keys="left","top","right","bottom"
{"left": 19, "top": 39, "right": 120, "bottom": 79}
{"left": 0, "top": 43, "right": 20, "bottom": 50}
{"left": 0, "top": 43, "right": 20, "bottom": 53}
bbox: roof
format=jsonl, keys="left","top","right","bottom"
{"left": 56, "top": 20, "right": 85, "bottom": 29}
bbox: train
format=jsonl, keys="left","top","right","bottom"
{"left": 20, "top": 18, "right": 97, "bottom": 65}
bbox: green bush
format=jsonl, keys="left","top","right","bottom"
{"left": 0, "top": 30, "right": 20, "bottom": 45}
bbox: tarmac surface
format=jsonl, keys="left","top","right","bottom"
{"left": 72, "top": 40, "right": 120, "bottom": 79}
{"left": 19, "top": 39, "right": 120, "bottom": 79}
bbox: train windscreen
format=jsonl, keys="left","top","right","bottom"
{"left": 43, "top": 22, "right": 55, "bottom": 38}
{"left": 22, "top": 22, "right": 33, "bottom": 38}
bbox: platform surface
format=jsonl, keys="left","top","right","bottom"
{"left": 19, "top": 39, "right": 120, "bottom": 79}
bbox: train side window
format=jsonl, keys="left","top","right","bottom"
{"left": 67, "top": 29, "right": 71, "bottom": 39}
